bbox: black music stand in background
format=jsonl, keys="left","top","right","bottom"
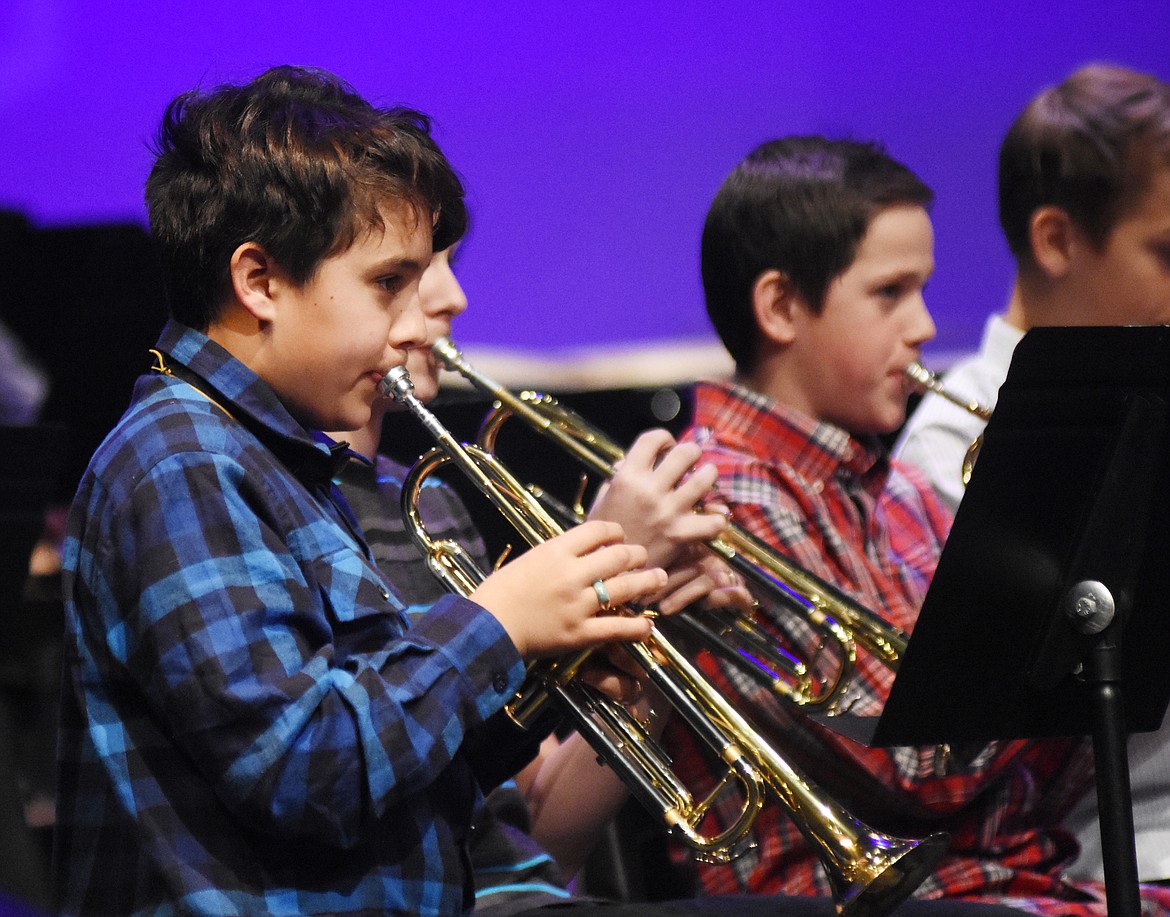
{"left": 825, "top": 326, "right": 1170, "bottom": 917}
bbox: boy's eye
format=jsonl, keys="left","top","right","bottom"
{"left": 377, "top": 275, "right": 405, "bottom": 294}
{"left": 875, "top": 279, "right": 927, "bottom": 300}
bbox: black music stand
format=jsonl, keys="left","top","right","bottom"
{"left": 822, "top": 325, "right": 1170, "bottom": 917}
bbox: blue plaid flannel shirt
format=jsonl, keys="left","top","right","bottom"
{"left": 56, "top": 321, "right": 534, "bottom": 917}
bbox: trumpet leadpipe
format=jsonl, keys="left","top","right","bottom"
{"left": 904, "top": 361, "right": 993, "bottom": 420}
{"left": 903, "top": 361, "right": 993, "bottom": 486}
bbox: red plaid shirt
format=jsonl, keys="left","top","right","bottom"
{"left": 665, "top": 379, "right": 1170, "bottom": 916}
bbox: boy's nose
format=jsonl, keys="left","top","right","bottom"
{"left": 908, "top": 297, "right": 936, "bottom": 345}
{"left": 392, "top": 292, "right": 430, "bottom": 350}
{"left": 429, "top": 279, "right": 468, "bottom": 323}
{"left": 447, "top": 286, "right": 469, "bottom": 320}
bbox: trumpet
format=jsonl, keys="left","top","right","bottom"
{"left": 433, "top": 336, "right": 906, "bottom": 710}
{"left": 903, "top": 362, "right": 993, "bottom": 485}
{"left": 382, "top": 365, "right": 949, "bottom": 917}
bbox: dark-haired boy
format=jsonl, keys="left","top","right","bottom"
{"left": 666, "top": 135, "right": 1170, "bottom": 915}
{"left": 54, "top": 66, "right": 665, "bottom": 917}
{"left": 895, "top": 63, "right": 1170, "bottom": 886}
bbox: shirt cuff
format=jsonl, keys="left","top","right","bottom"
{"left": 406, "top": 593, "right": 527, "bottom": 719}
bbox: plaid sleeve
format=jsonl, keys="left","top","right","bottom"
{"left": 93, "top": 448, "right": 525, "bottom": 847}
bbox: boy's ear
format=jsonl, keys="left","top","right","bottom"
{"left": 751, "top": 269, "right": 801, "bottom": 346}
{"left": 229, "top": 241, "right": 280, "bottom": 323}
{"left": 1028, "top": 206, "right": 1078, "bottom": 279}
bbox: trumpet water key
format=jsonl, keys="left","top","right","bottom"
{"left": 382, "top": 364, "right": 950, "bottom": 917}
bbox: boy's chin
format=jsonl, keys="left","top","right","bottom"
{"left": 855, "top": 408, "right": 907, "bottom": 439}
{"left": 321, "top": 401, "right": 374, "bottom": 436}
{"left": 876, "top": 415, "right": 908, "bottom": 438}
{"left": 406, "top": 374, "right": 440, "bottom": 404}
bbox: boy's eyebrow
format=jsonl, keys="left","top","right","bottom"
{"left": 870, "top": 265, "right": 934, "bottom": 284}
{"left": 368, "top": 255, "right": 427, "bottom": 275}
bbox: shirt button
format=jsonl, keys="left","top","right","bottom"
{"left": 379, "top": 586, "right": 391, "bottom": 602}
{"left": 492, "top": 673, "right": 508, "bottom": 693}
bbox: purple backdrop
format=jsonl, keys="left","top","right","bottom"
{"left": 2, "top": 0, "right": 1168, "bottom": 358}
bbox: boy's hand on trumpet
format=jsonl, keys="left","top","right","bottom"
{"left": 578, "top": 642, "right": 670, "bottom": 737}
{"left": 469, "top": 520, "right": 666, "bottom": 661}
{"left": 586, "top": 429, "right": 752, "bottom": 615}
{"left": 587, "top": 430, "right": 728, "bottom": 570}
{"left": 652, "top": 551, "right": 754, "bottom": 616}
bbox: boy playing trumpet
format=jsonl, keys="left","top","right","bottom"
{"left": 55, "top": 66, "right": 666, "bottom": 917}
{"left": 667, "top": 134, "right": 1170, "bottom": 916}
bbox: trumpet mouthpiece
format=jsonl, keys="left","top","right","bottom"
{"left": 903, "top": 361, "right": 992, "bottom": 420}
{"left": 379, "top": 366, "right": 414, "bottom": 403}
{"left": 432, "top": 336, "right": 461, "bottom": 368}
{"left": 903, "top": 361, "right": 934, "bottom": 390}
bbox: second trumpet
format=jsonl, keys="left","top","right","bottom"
{"left": 381, "top": 365, "right": 948, "bottom": 917}
{"left": 434, "top": 335, "right": 907, "bottom": 711}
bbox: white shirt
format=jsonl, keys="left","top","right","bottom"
{"left": 895, "top": 312, "right": 1170, "bottom": 882}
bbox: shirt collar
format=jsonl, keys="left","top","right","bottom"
{"left": 981, "top": 313, "right": 1026, "bottom": 377}
{"left": 154, "top": 320, "right": 342, "bottom": 485}
{"left": 311, "top": 430, "right": 370, "bottom": 479}
{"left": 691, "top": 378, "right": 889, "bottom": 486}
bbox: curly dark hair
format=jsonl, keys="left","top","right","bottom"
{"left": 145, "top": 65, "right": 467, "bottom": 329}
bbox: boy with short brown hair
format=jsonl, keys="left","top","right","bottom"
{"left": 896, "top": 62, "right": 1170, "bottom": 887}
{"left": 669, "top": 134, "right": 1170, "bottom": 915}
{"left": 55, "top": 66, "right": 663, "bottom": 917}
